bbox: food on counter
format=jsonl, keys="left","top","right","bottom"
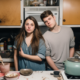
{"left": 5, "top": 72, "right": 20, "bottom": 80}
{"left": 5, "top": 72, "right": 18, "bottom": 77}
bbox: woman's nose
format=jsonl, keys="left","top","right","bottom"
{"left": 28, "top": 25, "right": 31, "bottom": 28}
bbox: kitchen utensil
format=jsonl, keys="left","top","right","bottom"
{"left": 76, "top": 51, "right": 80, "bottom": 56}
{"left": 63, "top": 56, "right": 80, "bottom": 76}
{"left": 20, "top": 69, "right": 33, "bottom": 76}
{"left": 59, "top": 72, "right": 64, "bottom": 80}
{"left": 0, "top": 55, "right": 4, "bottom": 65}
{"left": 50, "top": 71, "right": 62, "bottom": 80}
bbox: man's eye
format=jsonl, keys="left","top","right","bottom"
{"left": 44, "top": 21, "right": 47, "bottom": 23}
{"left": 49, "top": 18, "right": 51, "bottom": 20}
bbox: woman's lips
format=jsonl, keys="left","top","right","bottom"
{"left": 27, "top": 29, "right": 31, "bottom": 31}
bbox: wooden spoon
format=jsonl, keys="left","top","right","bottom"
{"left": 76, "top": 52, "right": 80, "bottom": 56}
{"left": 0, "top": 55, "right": 4, "bottom": 65}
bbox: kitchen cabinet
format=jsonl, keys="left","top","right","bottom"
{"left": 60, "top": 0, "right": 80, "bottom": 27}
{"left": 0, "top": 0, "right": 23, "bottom": 28}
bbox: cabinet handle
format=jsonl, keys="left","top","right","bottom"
{"left": 0, "top": 19, "right": 2, "bottom": 23}
{"left": 63, "top": 19, "right": 66, "bottom": 22}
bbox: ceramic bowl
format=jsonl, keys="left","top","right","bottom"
{"left": 5, "top": 72, "right": 19, "bottom": 80}
{"left": 0, "top": 63, "right": 10, "bottom": 74}
{"left": 20, "top": 69, "right": 33, "bottom": 76}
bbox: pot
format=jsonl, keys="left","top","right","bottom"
{"left": 63, "top": 56, "right": 80, "bottom": 76}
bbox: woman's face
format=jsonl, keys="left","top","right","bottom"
{"left": 25, "top": 19, "right": 35, "bottom": 34}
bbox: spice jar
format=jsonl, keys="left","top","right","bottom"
{"left": 7, "top": 38, "right": 12, "bottom": 51}
{"left": 0, "top": 42, "right": 4, "bottom": 51}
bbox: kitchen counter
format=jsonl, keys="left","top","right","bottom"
{"left": 17, "top": 71, "right": 64, "bottom": 80}
{"left": 1, "top": 70, "right": 79, "bottom": 80}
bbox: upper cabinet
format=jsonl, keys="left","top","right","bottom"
{"left": 60, "top": 0, "right": 80, "bottom": 27}
{"left": 0, "top": 0, "right": 23, "bottom": 28}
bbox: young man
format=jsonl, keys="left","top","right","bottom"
{"left": 40, "top": 10, "right": 75, "bottom": 70}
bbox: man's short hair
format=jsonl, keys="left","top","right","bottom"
{"left": 40, "top": 10, "right": 53, "bottom": 21}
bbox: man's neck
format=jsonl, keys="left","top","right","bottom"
{"left": 51, "top": 25, "right": 61, "bottom": 33}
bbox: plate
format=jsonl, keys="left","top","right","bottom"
{"left": 20, "top": 69, "right": 33, "bottom": 76}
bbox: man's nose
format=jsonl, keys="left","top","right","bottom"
{"left": 47, "top": 21, "right": 50, "bottom": 24}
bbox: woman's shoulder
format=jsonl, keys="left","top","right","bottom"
{"left": 39, "top": 39, "right": 44, "bottom": 43}
{"left": 39, "top": 39, "right": 45, "bottom": 46}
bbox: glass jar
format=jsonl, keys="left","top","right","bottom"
{"left": 7, "top": 38, "right": 12, "bottom": 51}
{"left": 26, "top": 0, "right": 30, "bottom": 6}
{"left": 0, "top": 42, "right": 4, "bottom": 51}
{"left": 4, "top": 41, "right": 7, "bottom": 50}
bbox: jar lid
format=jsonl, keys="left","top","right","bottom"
{"left": 68, "top": 56, "right": 80, "bottom": 62}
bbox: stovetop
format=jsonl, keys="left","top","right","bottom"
{"left": 61, "top": 71, "right": 80, "bottom": 80}
{"left": 65, "top": 73, "right": 80, "bottom": 79}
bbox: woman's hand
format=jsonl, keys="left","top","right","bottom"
{"left": 19, "top": 48, "right": 25, "bottom": 57}
{"left": 19, "top": 48, "right": 42, "bottom": 61}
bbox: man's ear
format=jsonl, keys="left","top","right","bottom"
{"left": 53, "top": 16, "right": 56, "bottom": 20}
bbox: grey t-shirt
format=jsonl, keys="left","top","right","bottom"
{"left": 43, "top": 26, "right": 75, "bottom": 69}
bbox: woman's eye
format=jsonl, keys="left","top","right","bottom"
{"left": 31, "top": 24, "right": 34, "bottom": 26}
{"left": 26, "top": 23, "right": 28, "bottom": 25}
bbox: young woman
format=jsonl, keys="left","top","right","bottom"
{"left": 14, "top": 16, "right": 46, "bottom": 71}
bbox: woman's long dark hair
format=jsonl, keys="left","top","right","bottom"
{"left": 15, "top": 16, "right": 44, "bottom": 55}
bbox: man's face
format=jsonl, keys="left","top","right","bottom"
{"left": 43, "top": 15, "right": 56, "bottom": 29}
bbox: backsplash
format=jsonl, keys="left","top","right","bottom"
{"left": 72, "top": 27, "right": 80, "bottom": 50}
{"left": 0, "top": 27, "right": 80, "bottom": 58}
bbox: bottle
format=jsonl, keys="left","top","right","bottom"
{"left": 26, "top": 0, "right": 30, "bottom": 6}
{"left": 0, "top": 42, "right": 4, "bottom": 51}
{"left": 4, "top": 41, "right": 7, "bottom": 50}
{"left": 30, "top": 0, "right": 34, "bottom": 6}
{"left": 43, "top": 0, "right": 47, "bottom": 6}
{"left": 7, "top": 38, "right": 12, "bottom": 51}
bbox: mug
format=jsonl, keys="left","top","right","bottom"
{"left": 0, "top": 63, "right": 10, "bottom": 74}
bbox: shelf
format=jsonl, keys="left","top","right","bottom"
{"left": 2, "top": 58, "right": 14, "bottom": 62}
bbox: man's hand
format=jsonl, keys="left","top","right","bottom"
{"left": 46, "top": 56, "right": 59, "bottom": 70}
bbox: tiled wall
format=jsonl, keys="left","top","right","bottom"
{"left": 72, "top": 28, "right": 80, "bottom": 50}
{"left": 0, "top": 27, "right": 80, "bottom": 51}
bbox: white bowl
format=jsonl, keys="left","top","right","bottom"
{"left": 5, "top": 72, "right": 19, "bottom": 80}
